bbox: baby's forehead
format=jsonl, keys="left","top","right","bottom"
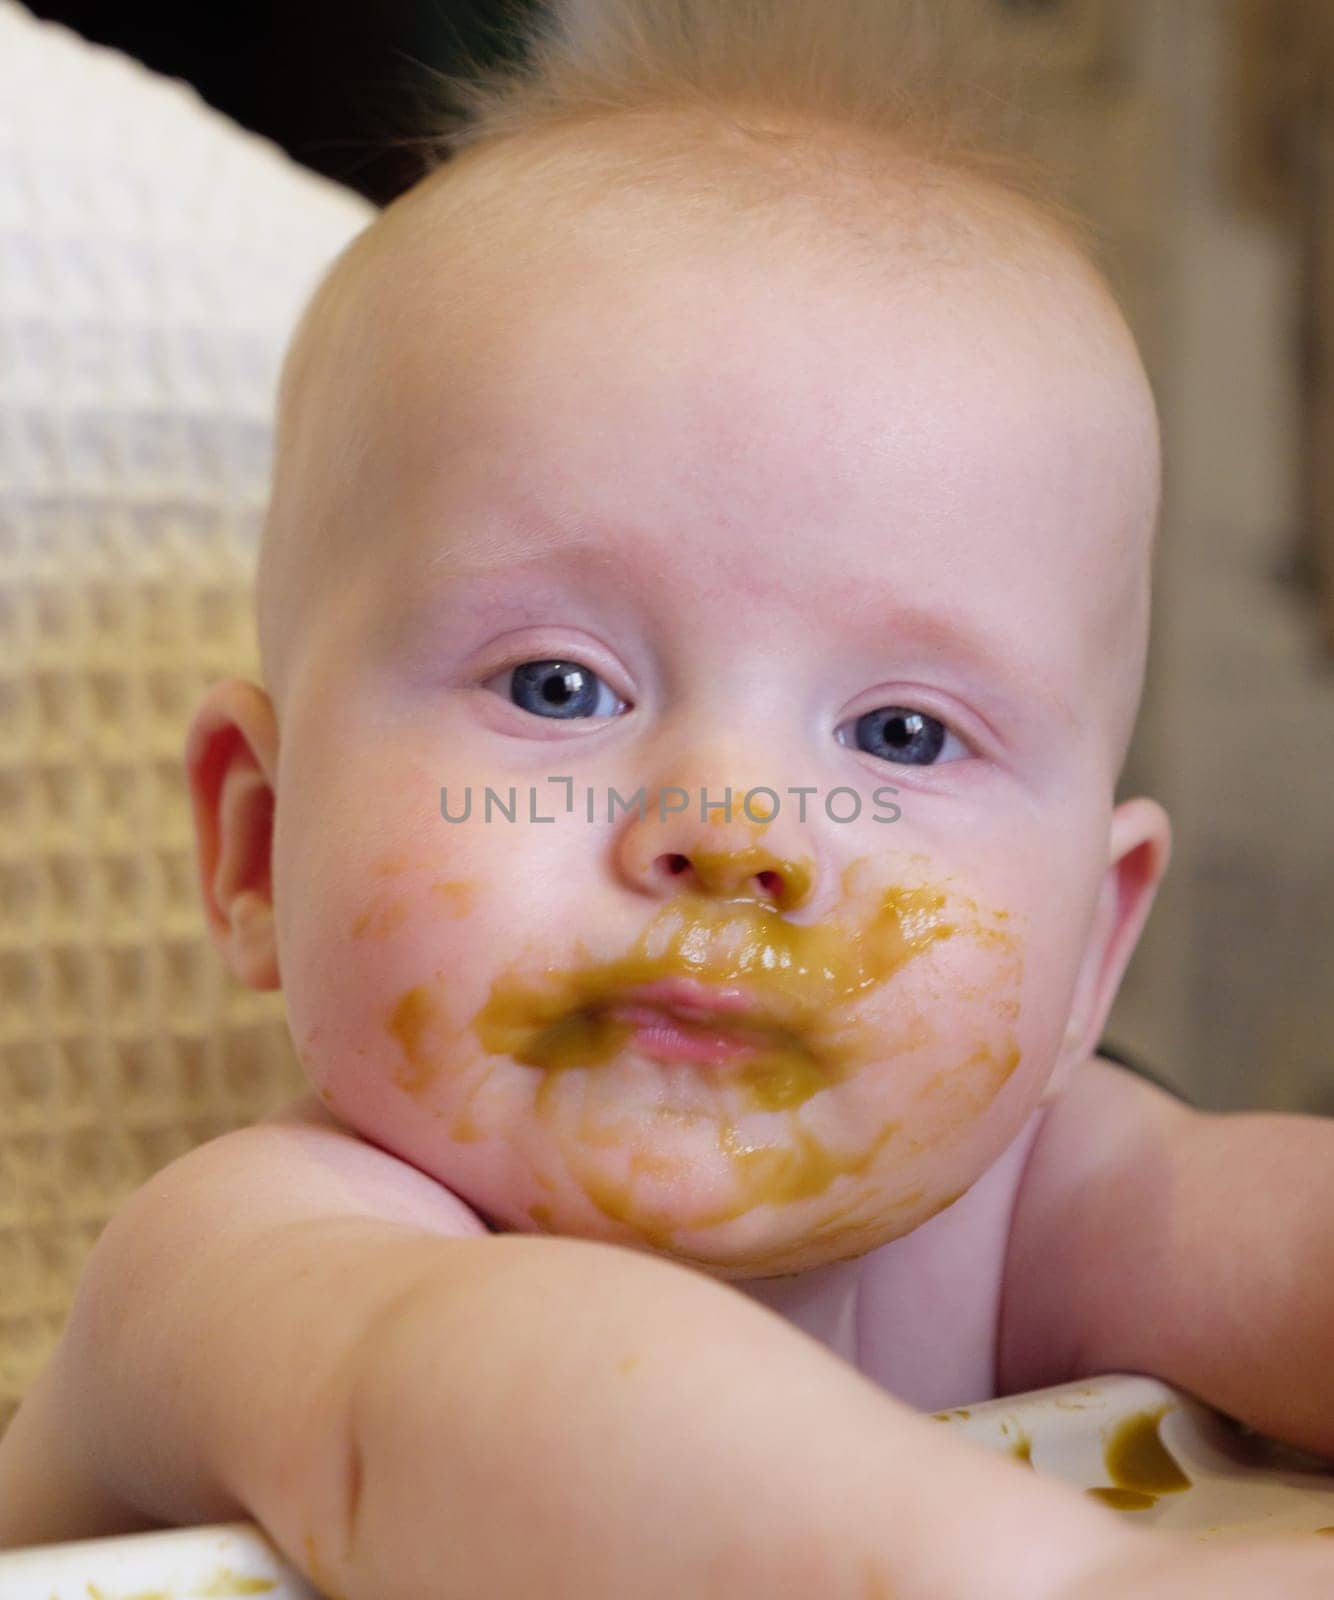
{"left": 343, "top": 184, "right": 1141, "bottom": 455}
{"left": 308, "top": 122, "right": 1139, "bottom": 382}
{"left": 274, "top": 149, "right": 1156, "bottom": 755}
{"left": 349, "top": 173, "right": 1154, "bottom": 535}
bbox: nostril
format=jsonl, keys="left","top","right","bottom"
{"left": 648, "top": 856, "right": 792, "bottom": 903}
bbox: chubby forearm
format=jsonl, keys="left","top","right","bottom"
{"left": 8, "top": 1234, "right": 1328, "bottom": 1600}
{"left": 8, "top": 1200, "right": 1128, "bottom": 1599}
{"left": 1080, "top": 1109, "right": 1334, "bottom": 1460}
{"left": 1220, "top": 1112, "right": 1334, "bottom": 1458}
{"left": 275, "top": 1232, "right": 1130, "bottom": 1600}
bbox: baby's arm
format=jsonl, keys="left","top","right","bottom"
{"left": 0, "top": 1113, "right": 1240, "bottom": 1598}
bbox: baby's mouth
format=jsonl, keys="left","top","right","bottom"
{"left": 488, "top": 970, "right": 824, "bottom": 1096}
{"left": 472, "top": 884, "right": 964, "bottom": 1103}
{"left": 596, "top": 978, "right": 798, "bottom": 1065}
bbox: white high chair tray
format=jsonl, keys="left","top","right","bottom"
{"left": 0, "top": 1519, "right": 322, "bottom": 1599}
{"left": 1, "top": 1374, "right": 1332, "bottom": 1596}
{"left": 932, "top": 1372, "right": 1334, "bottom": 1540}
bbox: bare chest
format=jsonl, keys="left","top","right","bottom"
{"left": 732, "top": 1106, "right": 1047, "bottom": 1412}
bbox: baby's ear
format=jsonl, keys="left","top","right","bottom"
{"left": 183, "top": 679, "right": 281, "bottom": 990}
{"left": 1058, "top": 797, "right": 1172, "bottom": 1073}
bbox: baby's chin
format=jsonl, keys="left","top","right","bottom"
{"left": 321, "top": 1068, "right": 987, "bottom": 1277}
{"left": 449, "top": 1130, "right": 979, "bottom": 1281}
{"left": 636, "top": 1198, "right": 948, "bottom": 1281}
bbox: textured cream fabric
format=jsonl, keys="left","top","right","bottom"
{"left": 0, "top": 2, "right": 374, "bottom": 1434}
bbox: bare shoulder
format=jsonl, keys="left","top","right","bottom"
{"left": 0, "top": 1096, "right": 490, "bottom": 1546}
{"left": 121, "top": 1088, "right": 491, "bottom": 1244}
{"left": 995, "top": 1053, "right": 1200, "bottom": 1396}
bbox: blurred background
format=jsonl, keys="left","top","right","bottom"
{"left": 3, "top": 0, "right": 1334, "bottom": 1432}
{"left": 32, "top": 0, "right": 1324, "bottom": 1117}
{"left": 20, "top": 0, "right": 517, "bottom": 206}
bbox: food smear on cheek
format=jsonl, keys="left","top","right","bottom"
{"left": 387, "top": 985, "right": 444, "bottom": 1096}
{"left": 430, "top": 878, "right": 476, "bottom": 915}
{"left": 351, "top": 875, "right": 474, "bottom": 940}
{"left": 348, "top": 873, "right": 474, "bottom": 1090}
{"left": 458, "top": 876, "right": 1021, "bottom": 1257}
{"left": 351, "top": 897, "right": 411, "bottom": 940}
{"left": 385, "top": 981, "right": 492, "bottom": 1141}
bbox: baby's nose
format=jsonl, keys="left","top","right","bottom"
{"left": 651, "top": 847, "right": 811, "bottom": 912}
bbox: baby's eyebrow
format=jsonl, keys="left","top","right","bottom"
{"left": 422, "top": 501, "right": 604, "bottom": 578}
{"left": 844, "top": 601, "right": 1081, "bottom": 734}
{"left": 415, "top": 508, "right": 1081, "bottom": 732}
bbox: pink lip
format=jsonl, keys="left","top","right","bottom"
{"left": 601, "top": 980, "right": 777, "bottom": 1065}
{"left": 608, "top": 1007, "right": 764, "bottom": 1064}
{"left": 614, "top": 978, "right": 757, "bottom": 1019}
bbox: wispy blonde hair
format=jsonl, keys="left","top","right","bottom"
{"left": 401, "top": 0, "right": 1103, "bottom": 261}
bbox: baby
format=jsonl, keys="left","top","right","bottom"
{"left": 2, "top": 2, "right": 1333, "bottom": 1595}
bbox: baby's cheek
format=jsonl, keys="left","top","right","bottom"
{"left": 830, "top": 924, "right": 1029, "bottom": 1153}
{"left": 347, "top": 873, "right": 478, "bottom": 942}
{"left": 308, "top": 960, "right": 559, "bottom": 1231}
{"left": 287, "top": 858, "right": 489, "bottom": 1129}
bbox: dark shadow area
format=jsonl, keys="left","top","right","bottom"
{"left": 21, "top": 0, "right": 535, "bottom": 203}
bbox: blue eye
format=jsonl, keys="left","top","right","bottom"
{"left": 843, "top": 706, "right": 965, "bottom": 766}
{"left": 505, "top": 660, "right": 625, "bottom": 720}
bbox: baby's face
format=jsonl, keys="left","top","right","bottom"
{"left": 221, "top": 180, "right": 1167, "bottom": 1277}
